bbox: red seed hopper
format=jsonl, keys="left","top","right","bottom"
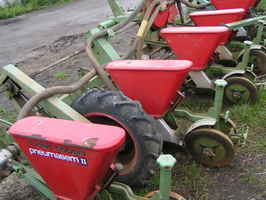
{"left": 160, "top": 26, "right": 228, "bottom": 70}
{"left": 106, "top": 60, "right": 192, "bottom": 118}
{"left": 189, "top": 8, "right": 245, "bottom": 44}
{"left": 9, "top": 116, "right": 125, "bottom": 200}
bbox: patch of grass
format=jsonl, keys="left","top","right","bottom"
{"left": 229, "top": 90, "right": 266, "bottom": 125}
{"left": 132, "top": 171, "right": 160, "bottom": 197}
{"left": 173, "top": 160, "right": 208, "bottom": 199}
{"left": 256, "top": 0, "right": 266, "bottom": 12}
{"left": 131, "top": 157, "right": 208, "bottom": 199}
{"left": 54, "top": 71, "right": 68, "bottom": 79}
{"left": 242, "top": 129, "right": 266, "bottom": 158}
{"left": 0, "top": 107, "right": 16, "bottom": 123}
{"left": 179, "top": 98, "right": 211, "bottom": 113}
{"left": 0, "top": 0, "right": 74, "bottom": 19}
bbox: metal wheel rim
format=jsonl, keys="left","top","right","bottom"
{"left": 224, "top": 76, "right": 257, "bottom": 105}
{"left": 85, "top": 114, "right": 138, "bottom": 176}
{"left": 248, "top": 49, "right": 266, "bottom": 76}
{"left": 219, "top": 118, "right": 238, "bottom": 135}
{"left": 184, "top": 128, "right": 235, "bottom": 167}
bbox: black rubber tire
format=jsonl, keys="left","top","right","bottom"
{"left": 70, "top": 88, "right": 163, "bottom": 186}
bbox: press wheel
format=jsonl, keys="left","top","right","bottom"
{"left": 184, "top": 128, "right": 235, "bottom": 167}
{"left": 219, "top": 118, "right": 238, "bottom": 135}
{"left": 250, "top": 25, "right": 266, "bottom": 46}
{"left": 144, "top": 191, "right": 186, "bottom": 200}
{"left": 223, "top": 76, "right": 258, "bottom": 105}
{"left": 247, "top": 49, "right": 266, "bottom": 76}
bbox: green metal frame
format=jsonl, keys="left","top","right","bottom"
{"left": 168, "top": 80, "right": 248, "bottom": 145}
{"left": 0, "top": 119, "right": 14, "bottom": 148}
{"left": 6, "top": 153, "right": 183, "bottom": 200}
{"left": 11, "top": 160, "right": 56, "bottom": 200}
{"left": 206, "top": 41, "right": 258, "bottom": 82}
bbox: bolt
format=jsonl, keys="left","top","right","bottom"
{"left": 233, "top": 91, "right": 242, "bottom": 100}
{"left": 203, "top": 148, "right": 215, "bottom": 157}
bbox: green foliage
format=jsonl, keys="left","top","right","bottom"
{"left": 131, "top": 171, "right": 160, "bottom": 197}
{"left": 54, "top": 71, "right": 68, "bottom": 79}
{"left": 0, "top": 0, "right": 73, "bottom": 19}
{"left": 179, "top": 97, "right": 211, "bottom": 113}
{"left": 172, "top": 160, "right": 208, "bottom": 199}
{"left": 130, "top": 158, "right": 208, "bottom": 199}
{"left": 255, "top": 0, "right": 266, "bottom": 12}
{"left": 0, "top": 107, "right": 16, "bottom": 123}
{"left": 229, "top": 89, "right": 266, "bottom": 126}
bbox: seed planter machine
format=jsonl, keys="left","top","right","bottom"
{"left": 0, "top": 0, "right": 251, "bottom": 192}
{"left": 174, "top": 1, "right": 266, "bottom": 106}
{"left": 183, "top": 1, "right": 266, "bottom": 82}
{"left": 80, "top": 0, "right": 266, "bottom": 104}
{"left": 4, "top": 1, "right": 266, "bottom": 199}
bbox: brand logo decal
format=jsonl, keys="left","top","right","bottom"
{"left": 27, "top": 140, "right": 88, "bottom": 165}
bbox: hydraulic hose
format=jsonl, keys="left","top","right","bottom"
{"left": 176, "top": 1, "right": 185, "bottom": 24}
{"left": 86, "top": 0, "right": 150, "bottom": 91}
{"left": 176, "top": 0, "right": 212, "bottom": 24}
{"left": 17, "top": 69, "right": 97, "bottom": 120}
